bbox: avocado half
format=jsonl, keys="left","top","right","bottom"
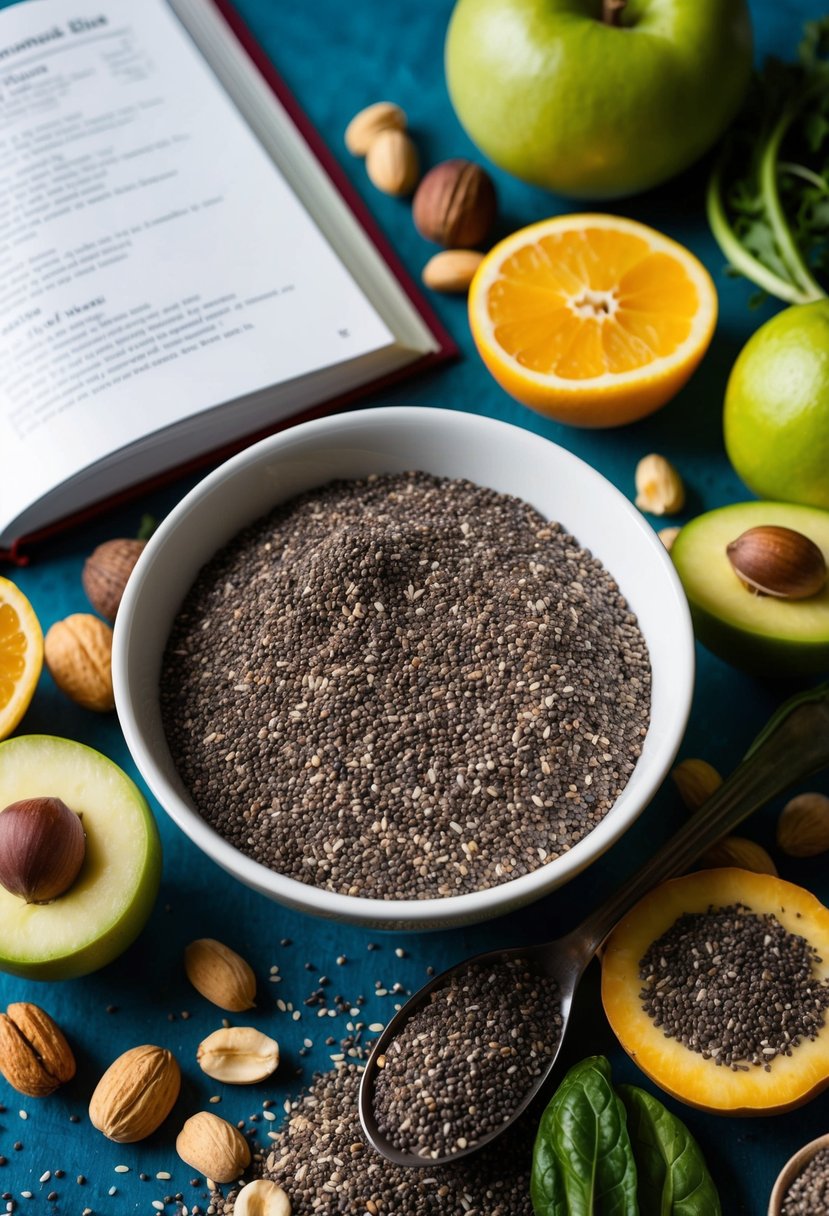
{"left": 672, "top": 502, "right": 829, "bottom": 677}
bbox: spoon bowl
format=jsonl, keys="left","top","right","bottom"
{"left": 359, "top": 683, "right": 829, "bottom": 1167}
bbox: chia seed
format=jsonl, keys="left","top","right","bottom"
{"left": 372, "top": 956, "right": 561, "bottom": 1158}
{"left": 640, "top": 903, "right": 829, "bottom": 1070}
{"left": 161, "top": 472, "right": 650, "bottom": 900}
{"left": 782, "top": 1147, "right": 829, "bottom": 1215}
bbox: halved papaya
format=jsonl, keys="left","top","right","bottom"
{"left": 601, "top": 869, "right": 829, "bottom": 1115}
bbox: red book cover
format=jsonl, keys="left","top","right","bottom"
{"left": 1, "top": 0, "right": 456, "bottom": 565}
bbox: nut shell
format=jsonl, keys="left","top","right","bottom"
{"left": 44, "top": 614, "right": 114, "bottom": 712}
{"left": 726, "top": 525, "right": 827, "bottom": 600}
{"left": 413, "top": 159, "right": 496, "bottom": 248}
{"left": 0, "top": 797, "right": 85, "bottom": 903}
{"left": 777, "top": 793, "right": 829, "bottom": 858}
{"left": 0, "top": 1003, "right": 76, "bottom": 1097}
{"left": 89, "top": 1044, "right": 181, "bottom": 1143}
{"left": 82, "top": 538, "right": 146, "bottom": 621}
{"left": 184, "top": 938, "right": 256, "bottom": 1011}
{"left": 176, "top": 1110, "right": 251, "bottom": 1183}
{"left": 365, "top": 129, "right": 419, "bottom": 196}
{"left": 344, "top": 101, "right": 406, "bottom": 156}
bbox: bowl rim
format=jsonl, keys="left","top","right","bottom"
{"left": 114, "top": 405, "right": 695, "bottom": 925}
{"left": 768, "top": 1132, "right": 829, "bottom": 1215}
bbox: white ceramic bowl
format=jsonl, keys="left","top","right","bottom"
{"left": 114, "top": 406, "right": 694, "bottom": 929}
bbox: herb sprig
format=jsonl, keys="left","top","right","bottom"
{"left": 707, "top": 18, "right": 829, "bottom": 304}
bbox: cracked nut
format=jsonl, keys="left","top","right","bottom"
{"left": 777, "top": 792, "right": 829, "bottom": 857}
{"left": 0, "top": 797, "right": 85, "bottom": 904}
{"left": 82, "top": 538, "right": 146, "bottom": 621}
{"left": 234, "top": 1180, "right": 291, "bottom": 1216}
{"left": 0, "top": 1003, "right": 76, "bottom": 1097}
{"left": 89, "top": 1045, "right": 181, "bottom": 1142}
{"left": 197, "top": 1026, "right": 279, "bottom": 1084}
{"left": 413, "top": 159, "right": 496, "bottom": 248}
{"left": 44, "top": 614, "right": 114, "bottom": 712}
{"left": 365, "top": 128, "right": 419, "bottom": 196}
{"left": 344, "top": 101, "right": 406, "bottom": 156}
{"left": 671, "top": 758, "right": 722, "bottom": 812}
{"left": 726, "top": 525, "right": 827, "bottom": 600}
{"left": 699, "top": 835, "right": 777, "bottom": 876}
{"left": 634, "top": 454, "right": 685, "bottom": 516}
{"left": 176, "top": 1110, "right": 251, "bottom": 1183}
{"left": 184, "top": 938, "right": 256, "bottom": 1011}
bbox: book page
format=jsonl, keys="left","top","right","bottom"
{"left": 0, "top": 0, "right": 395, "bottom": 528}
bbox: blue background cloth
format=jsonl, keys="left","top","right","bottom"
{"left": 1, "top": 0, "right": 827, "bottom": 1211}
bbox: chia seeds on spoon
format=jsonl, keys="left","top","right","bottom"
{"left": 371, "top": 956, "right": 561, "bottom": 1159}
{"left": 640, "top": 903, "right": 829, "bottom": 1070}
{"left": 161, "top": 471, "right": 650, "bottom": 900}
{"left": 782, "top": 1146, "right": 829, "bottom": 1215}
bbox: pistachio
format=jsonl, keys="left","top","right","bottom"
{"left": 365, "top": 128, "right": 419, "bottom": 196}
{"left": 671, "top": 758, "right": 723, "bottom": 812}
{"left": 0, "top": 797, "right": 85, "bottom": 903}
{"left": 777, "top": 792, "right": 829, "bottom": 857}
{"left": 726, "top": 525, "right": 827, "bottom": 600}
{"left": 422, "top": 249, "right": 484, "bottom": 294}
{"left": 196, "top": 1026, "right": 279, "bottom": 1084}
{"left": 44, "top": 613, "right": 114, "bottom": 712}
{"left": 89, "top": 1045, "right": 181, "bottom": 1143}
{"left": 184, "top": 938, "right": 256, "bottom": 1011}
{"left": 699, "top": 835, "right": 778, "bottom": 876}
{"left": 344, "top": 101, "right": 406, "bottom": 157}
{"left": 634, "top": 454, "right": 685, "bottom": 516}
{"left": 413, "top": 159, "right": 497, "bottom": 248}
{"left": 176, "top": 1110, "right": 251, "bottom": 1183}
{"left": 234, "top": 1180, "right": 291, "bottom": 1216}
{"left": 0, "top": 1003, "right": 76, "bottom": 1097}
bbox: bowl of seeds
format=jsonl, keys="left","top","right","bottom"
{"left": 769, "top": 1132, "right": 829, "bottom": 1214}
{"left": 114, "top": 406, "right": 694, "bottom": 928}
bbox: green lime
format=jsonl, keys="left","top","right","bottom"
{"left": 725, "top": 301, "right": 829, "bottom": 511}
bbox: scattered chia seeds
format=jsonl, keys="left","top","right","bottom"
{"left": 372, "top": 956, "right": 560, "bottom": 1158}
{"left": 161, "top": 472, "right": 650, "bottom": 900}
{"left": 640, "top": 903, "right": 829, "bottom": 1070}
{"left": 234, "top": 1063, "right": 534, "bottom": 1216}
{"left": 782, "top": 1146, "right": 829, "bottom": 1215}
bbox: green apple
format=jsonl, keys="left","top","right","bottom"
{"left": 0, "top": 735, "right": 161, "bottom": 980}
{"left": 445, "top": 0, "right": 753, "bottom": 198}
{"left": 672, "top": 502, "right": 829, "bottom": 677}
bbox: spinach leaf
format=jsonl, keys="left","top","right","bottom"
{"left": 618, "top": 1085, "right": 721, "bottom": 1216}
{"left": 531, "top": 1056, "right": 638, "bottom": 1216}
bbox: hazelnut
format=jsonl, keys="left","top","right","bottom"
{"left": 726, "top": 525, "right": 827, "bottom": 599}
{"left": 413, "top": 159, "right": 497, "bottom": 248}
{"left": 82, "top": 538, "right": 146, "bottom": 621}
{"left": 0, "top": 797, "right": 86, "bottom": 903}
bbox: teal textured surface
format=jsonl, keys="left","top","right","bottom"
{"left": 0, "top": 0, "right": 827, "bottom": 1211}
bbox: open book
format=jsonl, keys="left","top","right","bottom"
{"left": 0, "top": 0, "right": 451, "bottom": 555}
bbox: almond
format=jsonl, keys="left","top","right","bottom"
{"left": 234, "top": 1180, "right": 291, "bottom": 1216}
{"left": 634, "top": 454, "right": 685, "bottom": 516}
{"left": 699, "top": 835, "right": 778, "bottom": 876}
{"left": 726, "top": 525, "right": 827, "bottom": 600}
{"left": 184, "top": 938, "right": 256, "bottom": 1011}
{"left": 344, "top": 101, "right": 406, "bottom": 157}
{"left": 176, "top": 1110, "right": 251, "bottom": 1183}
{"left": 44, "top": 613, "right": 114, "bottom": 712}
{"left": 365, "top": 128, "right": 419, "bottom": 196}
{"left": 0, "top": 1003, "right": 75, "bottom": 1097}
{"left": 671, "top": 758, "right": 723, "bottom": 812}
{"left": 777, "top": 792, "right": 829, "bottom": 857}
{"left": 422, "top": 249, "right": 484, "bottom": 294}
{"left": 89, "top": 1045, "right": 181, "bottom": 1143}
{"left": 196, "top": 1026, "right": 279, "bottom": 1084}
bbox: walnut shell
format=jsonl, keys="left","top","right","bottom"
{"left": 413, "top": 159, "right": 496, "bottom": 248}
{"left": 44, "top": 614, "right": 114, "bottom": 712}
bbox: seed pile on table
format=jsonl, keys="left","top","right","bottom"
{"left": 782, "top": 1146, "right": 829, "bottom": 1215}
{"left": 162, "top": 472, "right": 650, "bottom": 899}
{"left": 243, "top": 1063, "right": 534, "bottom": 1216}
{"left": 639, "top": 903, "right": 829, "bottom": 1070}
{"left": 372, "top": 956, "right": 560, "bottom": 1158}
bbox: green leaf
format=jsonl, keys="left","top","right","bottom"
{"left": 531, "top": 1057, "right": 638, "bottom": 1216}
{"left": 618, "top": 1085, "right": 721, "bottom": 1216}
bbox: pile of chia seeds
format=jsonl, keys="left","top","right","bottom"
{"left": 372, "top": 956, "right": 560, "bottom": 1158}
{"left": 640, "top": 904, "right": 829, "bottom": 1070}
{"left": 161, "top": 472, "right": 650, "bottom": 900}
{"left": 247, "top": 1063, "right": 534, "bottom": 1216}
{"left": 782, "top": 1147, "right": 829, "bottom": 1215}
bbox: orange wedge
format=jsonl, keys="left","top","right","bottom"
{"left": 468, "top": 214, "right": 717, "bottom": 428}
{"left": 0, "top": 577, "right": 43, "bottom": 740}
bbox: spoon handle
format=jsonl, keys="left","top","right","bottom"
{"left": 572, "top": 682, "right": 829, "bottom": 960}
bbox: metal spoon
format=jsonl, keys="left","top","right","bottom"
{"left": 359, "top": 682, "right": 829, "bottom": 1167}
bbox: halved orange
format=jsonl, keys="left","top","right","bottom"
{"left": 468, "top": 214, "right": 718, "bottom": 428}
{"left": 0, "top": 578, "right": 43, "bottom": 741}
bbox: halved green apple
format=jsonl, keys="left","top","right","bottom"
{"left": 0, "top": 735, "right": 161, "bottom": 980}
{"left": 672, "top": 501, "right": 829, "bottom": 676}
